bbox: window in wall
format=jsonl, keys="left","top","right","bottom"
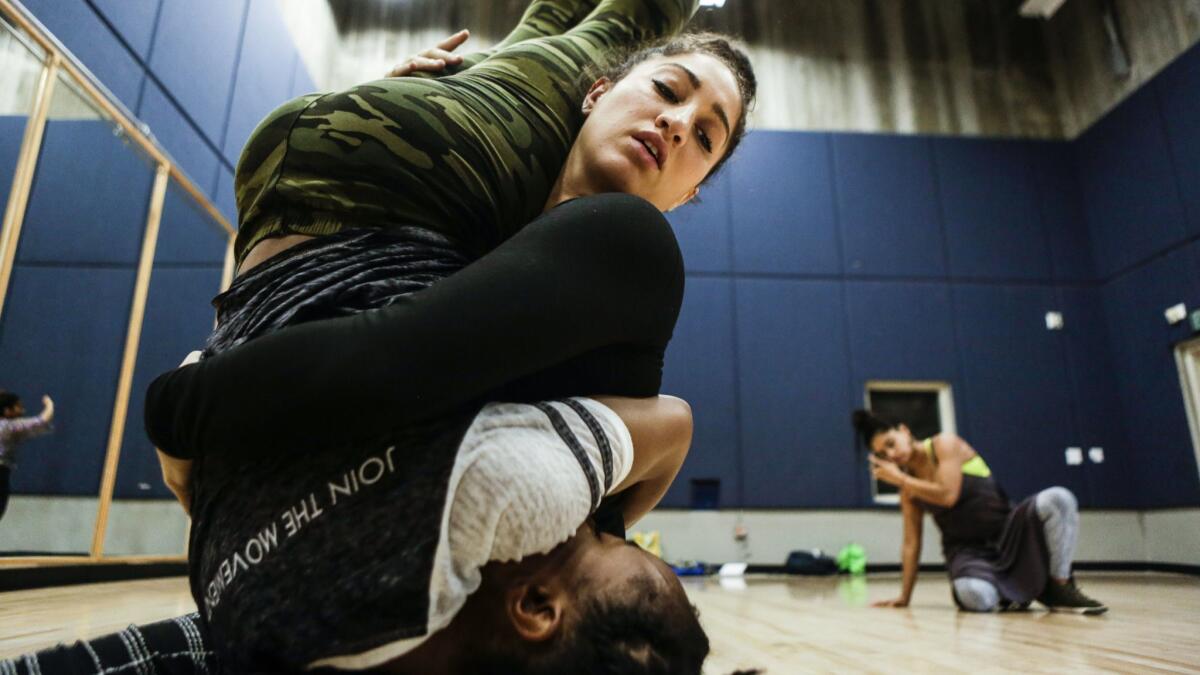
{"left": 865, "top": 381, "right": 957, "bottom": 505}
{"left": 1175, "top": 337, "right": 1200, "bottom": 481}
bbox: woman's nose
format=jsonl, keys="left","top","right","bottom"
{"left": 657, "top": 112, "right": 689, "bottom": 146}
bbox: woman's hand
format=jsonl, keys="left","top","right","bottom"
{"left": 872, "top": 597, "right": 910, "bottom": 608}
{"left": 385, "top": 29, "right": 469, "bottom": 77}
{"left": 39, "top": 395, "right": 54, "bottom": 422}
{"left": 869, "top": 454, "right": 908, "bottom": 488}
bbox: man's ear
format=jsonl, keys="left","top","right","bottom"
{"left": 581, "top": 77, "right": 613, "bottom": 116}
{"left": 505, "top": 583, "right": 566, "bottom": 642}
{"left": 668, "top": 185, "right": 700, "bottom": 211}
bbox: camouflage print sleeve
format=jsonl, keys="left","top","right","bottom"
{"left": 231, "top": 0, "right": 698, "bottom": 264}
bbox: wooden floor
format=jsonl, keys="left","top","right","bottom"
{"left": 2, "top": 572, "right": 1198, "bottom": 672}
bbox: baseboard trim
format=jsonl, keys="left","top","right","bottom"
{"left": 0, "top": 562, "right": 187, "bottom": 592}
{"left": 745, "top": 561, "right": 1200, "bottom": 576}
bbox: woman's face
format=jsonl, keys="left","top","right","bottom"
{"left": 871, "top": 426, "right": 914, "bottom": 466}
{"left": 573, "top": 52, "right": 743, "bottom": 211}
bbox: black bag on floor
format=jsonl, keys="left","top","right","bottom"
{"left": 785, "top": 549, "right": 838, "bottom": 575}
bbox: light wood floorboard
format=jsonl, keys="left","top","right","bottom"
{"left": 1, "top": 572, "right": 1197, "bottom": 673}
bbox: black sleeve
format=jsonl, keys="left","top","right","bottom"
{"left": 147, "top": 193, "right": 683, "bottom": 461}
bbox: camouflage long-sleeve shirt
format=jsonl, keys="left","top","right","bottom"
{"left": 232, "top": 0, "right": 698, "bottom": 265}
{"left": 0, "top": 415, "right": 52, "bottom": 467}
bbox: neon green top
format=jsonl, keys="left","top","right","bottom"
{"left": 922, "top": 437, "right": 991, "bottom": 478}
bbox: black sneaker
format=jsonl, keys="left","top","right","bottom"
{"left": 1038, "top": 578, "right": 1108, "bottom": 615}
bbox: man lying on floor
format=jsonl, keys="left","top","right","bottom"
{"left": 6, "top": 394, "right": 707, "bottom": 674}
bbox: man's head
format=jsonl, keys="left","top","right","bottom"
{"left": 0, "top": 391, "right": 23, "bottom": 418}
{"left": 453, "top": 524, "right": 708, "bottom": 674}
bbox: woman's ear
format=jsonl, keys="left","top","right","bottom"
{"left": 505, "top": 583, "right": 566, "bottom": 642}
{"left": 581, "top": 77, "right": 613, "bottom": 116}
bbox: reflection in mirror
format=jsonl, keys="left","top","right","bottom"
{"left": 0, "top": 12, "right": 45, "bottom": 230}
{"left": 106, "top": 180, "right": 229, "bottom": 556}
{"left": 0, "top": 70, "right": 158, "bottom": 556}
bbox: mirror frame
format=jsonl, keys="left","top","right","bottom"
{"left": 0, "top": 0, "right": 235, "bottom": 569}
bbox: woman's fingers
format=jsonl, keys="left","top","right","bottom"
{"left": 436, "top": 28, "right": 470, "bottom": 51}
{"left": 420, "top": 48, "right": 463, "bottom": 64}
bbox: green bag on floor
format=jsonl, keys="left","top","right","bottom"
{"left": 836, "top": 543, "right": 867, "bottom": 575}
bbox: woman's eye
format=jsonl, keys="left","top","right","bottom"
{"left": 653, "top": 79, "right": 678, "bottom": 102}
{"left": 697, "top": 127, "right": 712, "bottom": 152}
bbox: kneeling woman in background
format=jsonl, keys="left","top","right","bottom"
{"left": 851, "top": 409, "right": 1106, "bottom": 614}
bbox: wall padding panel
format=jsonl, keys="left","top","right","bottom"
{"left": 735, "top": 279, "right": 858, "bottom": 507}
{"left": 1155, "top": 44, "right": 1200, "bottom": 239}
{"left": 17, "top": 120, "right": 155, "bottom": 265}
{"left": 0, "top": 117, "right": 27, "bottom": 203}
{"left": 730, "top": 132, "right": 840, "bottom": 275}
{"left": 154, "top": 184, "right": 230, "bottom": 265}
{"left": 666, "top": 170, "right": 732, "bottom": 273}
{"left": 221, "top": 0, "right": 299, "bottom": 163}
{"left": 1102, "top": 249, "right": 1200, "bottom": 507}
{"left": 214, "top": 166, "right": 237, "bottom": 227}
{"left": 117, "top": 265, "right": 222, "bottom": 499}
{"left": 935, "top": 139, "right": 1052, "bottom": 281}
{"left": 21, "top": 0, "right": 144, "bottom": 108}
{"left": 0, "top": 265, "right": 136, "bottom": 495}
{"left": 147, "top": 0, "right": 246, "bottom": 145}
{"left": 1076, "top": 85, "right": 1189, "bottom": 279}
{"left": 1056, "top": 286, "right": 1132, "bottom": 508}
{"left": 1030, "top": 142, "right": 1093, "bottom": 283}
{"left": 138, "top": 79, "right": 219, "bottom": 200}
{"left": 290, "top": 58, "right": 317, "bottom": 98}
{"left": 951, "top": 284, "right": 1081, "bottom": 502}
{"left": 661, "top": 278, "right": 740, "bottom": 507}
{"left": 834, "top": 134, "right": 946, "bottom": 278}
{"left": 88, "top": 0, "right": 162, "bottom": 60}
{"left": 844, "top": 280, "right": 961, "bottom": 390}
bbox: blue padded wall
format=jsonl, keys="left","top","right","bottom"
{"left": 935, "top": 139, "right": 1052, "bottom": 281}
{"left": 1056, "top": 286, "right": 1132, "bottom": 507}
{"left": 661, "top": 278, "right": 740, "bottom": 507}
{"left": 951, "top": 284, "right": 1081, "bottom": 501}
{"left": 1155, "top": 44, "right": 1200, "bottom": 239}
{"left": 735, "top": 279, "right": 858, "bottom": 507}
{"left": 117, "top": 265, "right": 223, "bottom": 499}
{"left": 1102, "top": 249, "right": 1200, "bottom": 506}
{"left": 289, "top": 56, "right": 317, "bottom": 98}
{"left": 137, "top": 80, "right": 219, "bottom": 197}
{"left": 20, "top": 0, "right": 144, "bottom": 107}
{"left": 834, "top": 134, "right": 946, "bottom": 278}
{"left": 221, "top": 0, "right": 299, "bottom": 163}
{"left": 1030, "top": 142, "right": 1093, "bottom": 283}
{"left": 0, "top": 265, "right": 136, "bottom": 495}
{"left": 147, "top": 0, "right": 246, "bottom": 144}
{"left": 154, "top": 183, "right": 229, "bottom": 265}
{"left": 215, "top": 166, "right": 237, "bottom": 226}
{"left": 87, "top": 0, "right": 161, "bottom": 60}
{"left": 730, "top": 131, "right": 840, "bottom": 275}
{"left": 666, "top": 170, "right": 732, "bottom": 273}
{"left": 843, "top": 281, "right": 961, "bottom": 391}
{"left": 17, "top": 120, "right": 155, "bottom": 265}
{"left": 1076, "top": 85, "right": 1188, "bottom": 279}
{"left": 0, "top": 116, "right": 27, "bottom": 202}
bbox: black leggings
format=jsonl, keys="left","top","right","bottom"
{"left": 0, "top": 466, "right": 9, "bottom": 522}
{"left": 146, "top": 193, "right": 685, "bottom": 460}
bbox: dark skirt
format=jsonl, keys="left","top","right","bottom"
{"left": 945, "top": 495, "right": 1051, "bottom": 605}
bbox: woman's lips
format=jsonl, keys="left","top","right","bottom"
{"left": 631, "top": 136, "right": 660, "bottom": 170}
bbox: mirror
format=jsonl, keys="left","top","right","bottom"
{"left": 104, "top": 179, "right": 229, "bottom": 557}
{"left": 0, "top": 64, "right": 159, "bottom": 557}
